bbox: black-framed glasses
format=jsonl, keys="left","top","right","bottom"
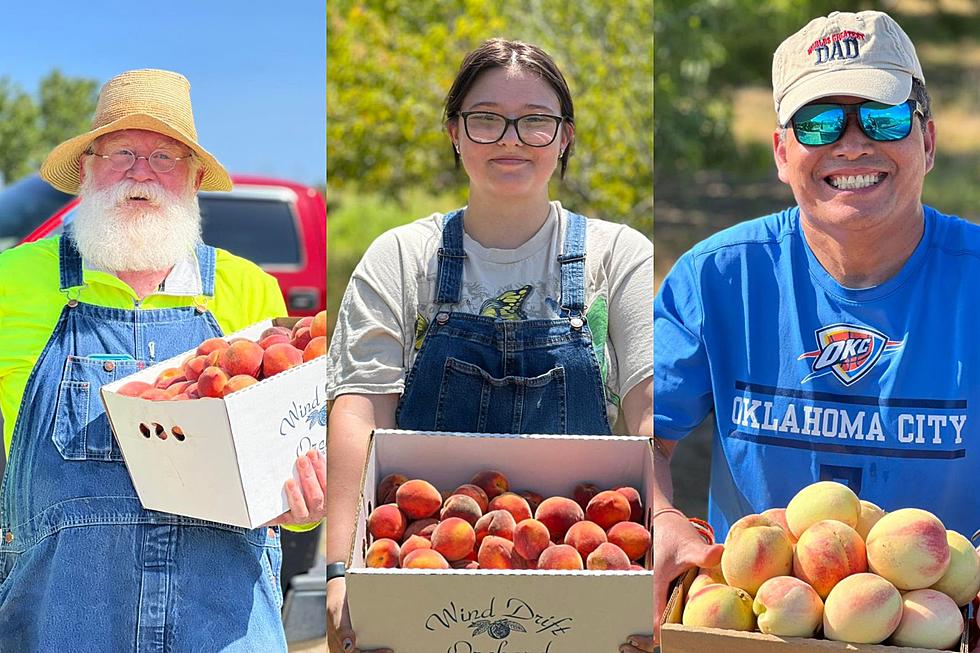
{"left": 459, "top": 111, "right": 565, "bottom": 147}
{"left": 85, "top": 148, "right": 193, "bottom": 173}
{"left": 789, "top": 100, "right": 924, "bottom": 146}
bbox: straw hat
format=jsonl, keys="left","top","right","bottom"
{"left": 40, "top": 69, "right": 232, "bottom": 194}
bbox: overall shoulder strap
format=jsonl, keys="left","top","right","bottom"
{"left": 557, "top": 210, "right": 587, "bottom": 317}
{"left": 435, "top": 209, "right": 467, "bottom": 304}
{"left": 58, "top": 229, "right": 84, "bottom": 290}
{"left": 195, "top": 243, "right": 217, "bottom": 297}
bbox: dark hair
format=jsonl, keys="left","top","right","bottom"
{"left": 444, "top": 38, "right": 575, "bottom": 177}
{"left": 910, "top": 77, "right": 932, "bottom": 128}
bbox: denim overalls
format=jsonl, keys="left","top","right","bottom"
{"left": 0, "top": 235, "right": 286, "bottom": 652}
{"left": 397, "top": 209, "right": 611, "bottom": 435}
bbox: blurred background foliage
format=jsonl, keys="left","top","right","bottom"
{"left": 327, "top": 0, "right": 653, "bottom": 332}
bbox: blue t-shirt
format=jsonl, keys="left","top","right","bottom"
{"left": 655, "top": 205, "right": 979, "bottom": 541}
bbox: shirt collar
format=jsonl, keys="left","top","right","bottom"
{"left": 82, "top": 252, "right": 203, "bottom": 296}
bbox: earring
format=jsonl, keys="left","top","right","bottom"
{"left": 454, "top": 143, "right": 460, "bottom": 154}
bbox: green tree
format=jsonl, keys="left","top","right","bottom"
{"left": 37, "top": 70, "right": 98, "bottom": 156}
{"left": 0, "top": 79, "right": 39, "bottom": 185}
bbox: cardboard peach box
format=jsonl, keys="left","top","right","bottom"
{"left": 100, "top": 318, "right": 327, "bottom": 529}
{"left": 661, "top": 567, "right": 974, "bottom": 653}
{"left": 345, "top": 430, "right": 655, "bottom": 653}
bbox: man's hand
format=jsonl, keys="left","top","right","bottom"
{"left": 652, "top": 510, "right": 725, "bottom": 646}
{"left": 264, "top": 449, "right": 326, "bottom": 526}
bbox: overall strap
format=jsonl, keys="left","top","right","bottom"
{"left": 195, "top": 243, "right": 217, "bottom": 297}
{"left": 557, "top": 211, "right": 587, "bottom": 317}
{"left": 58, "top": 229, "right": 85, "bottom": 291}
{"left": 435, "top": 209, "right": 467, "bottom": 304}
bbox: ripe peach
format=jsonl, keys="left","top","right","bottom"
{"left": 682, "top": 584, "right": 755, "bottom": 631}
{"left": 488, "top": 493, "right": 532, "bottom": 523}
{"left": 451, "top": 560, "right": 480, "bottom": 570}
{"left": 118, "top": 380, "right": 153, "bottom": 397}
{"left": 399, "top": 535, "right": 431, "bottom": 566}
{"left": 311, "top": 310, "right": 327, "bottom": 339}
{"left": 785, "top": 481, "right": 861, "bottom": 539}
{"left": 615, "top": 486, "right": 643, "bottom": 523}
{"left": 367, "top": 503, "right": 407, "bottom": 541}
{"left": 223, "top": 374, "right": 258, "bottom": 396}
{"left": 182, "top": 355, "right": 210, "bottom": 381}
{"left": 474, "top": 510, "right": 517, "bottom": 545}
{"left": 823, "top": 573, "right": 902, "bottom": 644}
{"left": 535, "top": 496, "right": 584, "bottom": 542}
{"left": 183, "top": 382, "right": 200, "bottom": 399}
{"left": 563, "top": 521, "right": 607, "bottom": 560}
{"left": 197, "top": 366, "right": 229, "bottom": 398}
{"left": 452, "top": 484, "right": 489, "bottom": 513}
{"left": 586, "top": 542, "right": 631, "bottom": 570}
{"left": 257, "top": 333, "right": 291, "bottom": 350}
{"left": 440, "top": 494, "right": 483, "bottom": 526}
{"left": 866, "top": 508, "right": 950, "bottom": 590}
{"left": 377, "top": 473, "right": 408, "bottom": 504}
{"left": 395, "top": 479, "right": 442, "bottom": 520}
{"left": 290, "top": 327, "right": 313, "bottom": 351}
{"left": 513, "top": 519, "right": 551, "bottom": 561}
{"left": 138, "top": 388, "right": 170, "bottom": 401}
{"left": 586, "top": 491, "right": 632, "bottom": 530}
{"left": 607, "top": 521, "right": 652, "bottom": 562}
{"left": 431, "top": 517, "right": 476, "bottom": 562}
{"left": 259, "top": 326, "right": 292, "bottom": 340}
{"left": 752, "top": 576, "right": 823, "bottom": 637}
{"left": 537, "top": 544, "right": 584, "bottom": 570}
{"left": 164, "top": 380, "right": 192, "bottom": 398}
{"left": 303, "top": 336, "right": 327, "bottom": 361}
{"left": 517, "top": 490, "right": 544, "bottom": 513}
{"left": 760, "top": 507, "right": 798, "bottom": 544}
{"left": 196, "top": 337, "right": 230, "bottom": 356}
{"left": 218, "top": 340, "right": 264, "bottom": 378}
{"left": 262, "top": 342, "right": 304, "bottom": 378}
{"left": 291, "top": 316, "right": 314, "bottom": 336}
{"left": 365, "top": 538, "right": 400, "bottom": 569}
{"left": 721, "top": 514, "right": 794, "bottom": 595}
{"left": 890, "top": 589, "right": 964, "bottom": 650}
{"left": 572, "top": 482, "right": 600, "bottom": 511}
{"left": 402, "top": 518, "right": 438, "bottom": 541}
{"left": 478, "top": 536, "right": 516, "bottom": 570}
{"left": 205, "top": 350, "right": 222, "bottom": 367}
{"left": 688, "top": 565, "right": 725, "bottom": 599}
{"left": 929, "top": 530, "right": 980, "bottom": 606}
{"left": 154, "top": 367, "right": 185, "bottom": 389}
{"left": 792, "top": 519, "right": 867, "bottom": 598}
{"left": 855, "top": 500, "right": 886, "bottom": 540}
{"left": 470, "top": 470, "right": 509, "bottom": 499}
{"left": 402, "top": 549, "right": 449, "bottom": 569}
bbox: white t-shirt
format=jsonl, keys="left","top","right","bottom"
{"left": 327, "top": 202, "right": 652, "bottom": 428}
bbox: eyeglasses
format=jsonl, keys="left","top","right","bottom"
{"left": 459, "top": 111, "right": 565, "bottom": 147}
{"left": 789, "top": 100, "right": 924, "bottom": 146}
{"left": 85, "top": 148, "right": 193, "bottom": 173}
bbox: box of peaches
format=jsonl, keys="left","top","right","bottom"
{"left": 99, "top": 312, "right": 328, "bottom": 529}
{"left": 661, "top": 481, "right": 979, "bottom": 653}
{"left": 344, "top": 430, "right": 655, "bottom": 653}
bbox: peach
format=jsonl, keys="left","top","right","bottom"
{"left": 586, "top": 542, "right": 631, "bottom": 570}
{"left": 752, "top": 576, "right": 823, "bottom": 637}
{"left": 290, "top": 327, "right": 313, "bottom": 351}
{"left": 205, "top": 350, "right": 222, "bottom": 367}
{"left": 513, "top": 519, "right": 551, "bottom": 561}
{"left": 452, "top": 484, "right": 489, "bottom": 513}
{"left": 682, "top": 584, "right": 755, "bottom": 631}
{"left": 929, "top": 530, "right": 980, "bottom": 606}
{"left": 365, "top": 538, "right": 399, "bottom": 569}
{"left": 257, "top": 333, "right": 291, "bottom": 350}
{"left": 535, "top": 496, "right": 584, "bottom": 542}
{"left": 262, "top": 342, "right": 304, "bottom": 378}
{"left": 721, "top": 514, "right": 794, "bottom": 595}
{"left": 259, "top": 326, "right": 291, "bottom": 340}
{"left": 615, "top": 486, "right": 643, "bottom": 523}
{"left": 197, "top": 366, "right": 229, "bottom": 398}
{"left": 470, "top": 470, "right": 509, "bottom": 499}
{"left": 154, "top": 367, "right": 185, "bottom": 389}
{"left": 760, "top": 507, "right": 798, "bottom": 544}
{"left": 792, "top": 519, "right": 867, "bottom": 599}
{"left": 488, "top": 493, "right": 532, "bottom": 523}
{"left": 451, "top": 560, "right": 480, "bottom": 570}
{"left": 195, "top": 337, "right": 229, "bottom": 356}
{"left": 377, "top": 473, "right": 408, "bottom": 504}
{"left": 217, "top": 340, "right": 264, "bottom": 378}
{"left": 607, "top": 521, "right": 652, "bottom": 562}
{"left": 367, "top": 503, "right": 407, "bottom": 541}
{"left": 890, "top": 589, "right": 964, "bottom": 650}
{"left": 823, "top": 573, "right": 902, "bottom": 644}
{"left": 512, "top": 552, "right": 537, "bottom": 570}
{"left": 586, "top": 491, "right": 632, "bottom": 530}
{"left": 395, "top": 479, "right": 442, "bottom": 520}
{"left": 563, "top": 521, "right": 607, "bottom": 560}
{"left": 866, "top": 508, "right": 950, "bottom": 590}
{"left": 183, "top": 382, "right": 200, "bottom": 399}
{"left": 572, "top": 482, "right": 600, "bottom": 511}
{"left": 440, "top": 494, "right": 482, "bottom": 526}
{"left": 537, "top": 544, "right": 584, "bottom": 570}
{"left": 291, "top": 316, "right": 314, "bottom": 336}
{"left": 785, "top": 481, "right": 861, "bottom": 539}
{"left": 477, "top": 535, "right": 515, "bottom": 570}
{"left": 402, "top": 549, "right": 449, "bottom": 569}
{"left": 402, "top": 518, "right": 438, "bottom": 541}
{"left": 118, "top": 380, "right": 153, "bottom": 397}
{"left": 431, "top": 517, "right": 476, "bottom": 562}
{"left": 223, "top": 374, "right": 258, "bottom": 396}
{"left": 855, "top": 500, "right": 886, "bottom": 540}
{"left": 474, "top": 510, "right": 517, "bottom": 545}
{"left": 518, "top": 490, "right": 544, "bottom": 513}
{"left": 311, "top": 310, "right": 327, "bottom": 339}
{"left": 399, "top": 535, "right": 431, "bottom": 566}
{"left": 688, "top": 565, "right": 725, "bottom": 599}
{"left": 303, "top": 336, "right": 327, "bottom": 361}
{"left": 164, "top": 380, "right": 192, "bottom": 398}
{"left": 138, "top": 388, "right": 170, "bottom": 401}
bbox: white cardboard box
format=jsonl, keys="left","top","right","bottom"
{"left": 100, "top": 318, "right": 327, "bottom": 529}
{"left": 346, "top": 429, "right": 655, "bottom": 652}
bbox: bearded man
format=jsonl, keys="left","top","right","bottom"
{"left": 0, "top": 69, "right": 324, "bottom": 651}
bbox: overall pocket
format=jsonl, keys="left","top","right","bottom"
{"left": 51, "top": 356, "right": 144, "bottom": 462}
{"left": 435, "top": 357, "right": 567, "bottom": 433}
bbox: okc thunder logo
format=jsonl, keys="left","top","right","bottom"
{"left": 798, "top": 323, "right": 903, "bottom": 386}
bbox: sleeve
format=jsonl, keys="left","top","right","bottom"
{"left": 211, "top": 250, "right": 288, "bottom": 333}
{"left": 654, "top": 251, "right": 714, "bottom": 440}
{"left": 326, "top": 229, "right": 411, "bottom": 400}
{"left": 604, "top": 225, "right": 653, "bottom": 400}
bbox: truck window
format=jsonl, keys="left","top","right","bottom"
{"left": 200, "top": 196, "right": 302, "bottom": 266}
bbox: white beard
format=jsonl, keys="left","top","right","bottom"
{"left": 71, "top": 175, "right": 203, "bottom": 273}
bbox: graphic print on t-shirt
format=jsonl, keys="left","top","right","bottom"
{"left": 479, "top": 285, "right": 533, "bottom": 320}
{"left": 798, "top": 323, "right": 904, "bottom": 385}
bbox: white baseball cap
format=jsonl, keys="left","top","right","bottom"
{"left": 772, "top": 11, "right": 924, "bottom": 126}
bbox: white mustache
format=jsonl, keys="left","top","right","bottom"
{"left": 109, "top": 180, "right": 167, "bottom": 206}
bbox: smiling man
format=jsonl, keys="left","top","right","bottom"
{"left": 652, "top": 10, "right": 980, "bottom": 640}
{"left": 0, "top": 69, "right": 324, "bottom": 652}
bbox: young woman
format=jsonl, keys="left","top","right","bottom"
{"left": 326, "top": 39, "right": 654, "bottom": 653}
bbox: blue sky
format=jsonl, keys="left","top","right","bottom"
{"left": 0, "top": 2, "right": 325, "bottom": 186}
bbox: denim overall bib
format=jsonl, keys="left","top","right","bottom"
{"left": 397, "top": 209, "right": 611, "bottom": 435}
{"left": 0, "top": 236, "right": 286, "bottom": 652}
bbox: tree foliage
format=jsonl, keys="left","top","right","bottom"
{"left": 327, "top": 1, "right": 653, "bottom": 231}
{"left": 0, "top": 70, "right": 97, "bottom": 185}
